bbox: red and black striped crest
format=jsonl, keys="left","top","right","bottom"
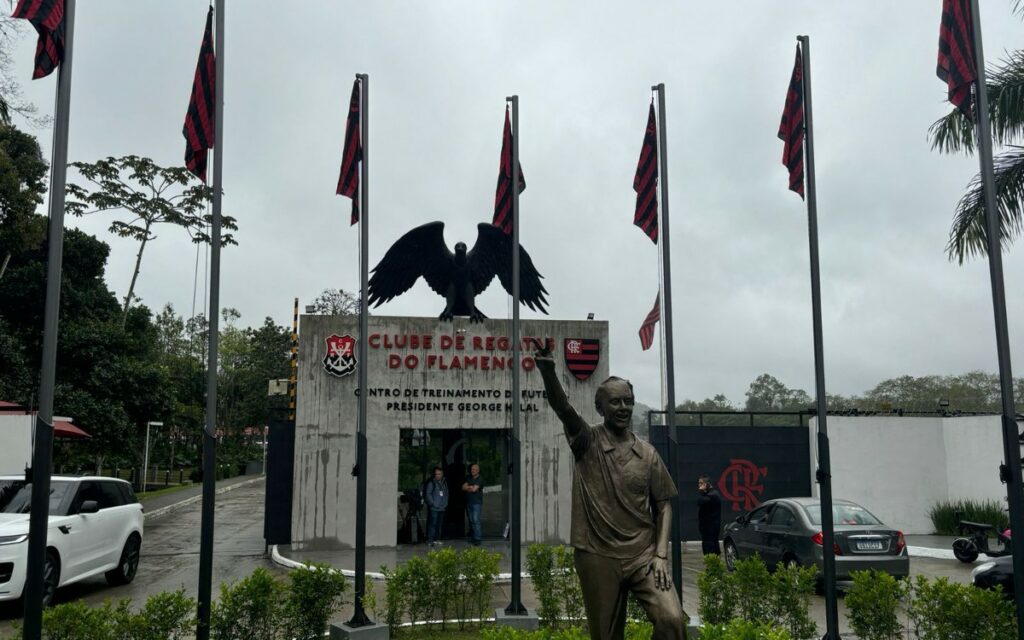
{"left": 13, "top": 0, "right": 64, "bottom": 80}
{"left": 633, "top": 103, "right": 658, "bottom": 243}
{"left": 937, "top": 0, "right": 976, "bottom": 119}
{"left": 778, "top": 46, "right": 805, "bottom": 199}
{"left": 337, "top": 79, "right": 362, "bottom": 225}
{"left": 493, "top": 107, "right": 525, "bottom": 235}
{"left": 639, "top": 294, "right": 660, "bottom": 351}
{"left": 183, "top": 8, "right": 216, "bottom": 183}
{"left": 564, "top": 338, "right": 600, "bottom": 381}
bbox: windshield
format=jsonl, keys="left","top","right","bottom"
{"left": 0, "top": 480, "right": 71, "bottom": 515}
{"left": 803, "top": 502, "right": 882, "bottom": 526}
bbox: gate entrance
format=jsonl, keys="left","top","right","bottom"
{"left": 650, "top": 411, "right": 812, "bottom": 541}
{"left": 398, "top": 428, "right": 509, "bottom": 543}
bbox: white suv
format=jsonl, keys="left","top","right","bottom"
{"left": 0, "top": 475, "right": 144, "bottom": 605}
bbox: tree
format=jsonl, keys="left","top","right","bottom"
{"left": 65, "top": 155, "right": 238, "bottom": 324}
{"left": 0, "top": 122, "right": 48, "bottom": 278}
{"left": 928, "top": 3, "right": 1024, "bottom": 263}
{"left": 744, "top": 374, "right": 812, "bottom": 412}
{"left": 0, "top": 15, "right": 49, "bottom": 127}
{"left": 0, "top": 214, "right": 168, "bottom": 472}
{"left": 309, "top": 288, "right": 359, "bottom": 315}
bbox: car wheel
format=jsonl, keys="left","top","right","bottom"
{"left": 783, "top": 555, "right": 800, "bottom": 571}
{"left": 952, "top": 538, "right": 979, "bottom": 563}
{"left": 105, "top": 535, "right": 141, "bottom": 586}
{"left": 724, "top": 541, "right": 738, "bottom": 571}
{"left": 41, "top": 550, "right": 60, "bottom": 607}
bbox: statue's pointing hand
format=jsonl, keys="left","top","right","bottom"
{"left": 532, "top": 339, "right": 555, "bottom": 375}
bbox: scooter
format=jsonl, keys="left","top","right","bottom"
{"left": 952, "top": 519, "right": 1013, "bottom": 563}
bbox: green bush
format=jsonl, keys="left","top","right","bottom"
{"left": 526, "top": 543, "right": 561, "bottom": 627}
{"left": 844, "top": 570, "right": 906, "bottom": 640}
{"left": 699, "top": 619, "right": 793, "bottom": 640}
{"left": 908, "top": 575, "right": 1016, "bottom": 640}
{"left": 768, "top": 561, "right": 817, "bottom": 640}
{"left": 40, "top": 590, "right": 194, "bottom": 640}
{"left": 380, "top": 545, "right": 501, "bottom": 632}
{"left": 283, "top": 562, "right": 348, "bottom": 640}
{"left": 697, "top": 554, "right": 736, "bottom": 625}
{"left": 430, "top": 546, "right": 461, "bottom": 629}
{"left": 928, "top": 498, "right": 1009, "bottom": 535}
{"left": 553, "top": 545, "right": 585, "bottom": 628}
{"left": 731, "top": 556, "right": 773, "bottom": 622}
{"left": 211, "top": 567, "right": 286, "bottom": 640}
{"left": 479, "top": 624, "right": 645, "bottom": 640}
{"left": 457, "top": 545, "right": 502, "bottom": 628}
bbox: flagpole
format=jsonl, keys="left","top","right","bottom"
{"left": 966, "top": 2, "right": 1024, "bottom": 631}
{"left": 797, "top": 35, "right": 839, "bottom": 640}
{"left": 504, "top": 94, "right": 528, "bottom": 617}
{"left": 348, "top": 72, "right": 373, "bottom": 628}
{"left": 652, "top": 83, "right": 682, "bottom": 602}
{"left": 22, "top": 2, "right": 76, "bottom": 637}
{"left": 195, "top": 1, "right": 224, "bottom": 638}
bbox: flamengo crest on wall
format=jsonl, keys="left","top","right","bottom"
{"left": 564, "top": 338, "right": 600, "bottom": 381}
{"left": 323, "top": 334, "right": 357, "bottom": 378}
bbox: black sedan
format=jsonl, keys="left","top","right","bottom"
{"left": 972, "top": 556, "right": 1013, "bottom": 596}
{"left": 721, "top": 497, "right": 909, "bottom": 584}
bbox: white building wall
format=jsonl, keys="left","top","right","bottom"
{"left": 812, "top": 415, "right": 1008, "bottom": 534}
{"left": 0, "top": 414, "right": 32, "bottom": 475}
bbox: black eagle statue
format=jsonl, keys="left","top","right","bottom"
{"left": 367, "top": 222, "right": 549, "bottom": 322}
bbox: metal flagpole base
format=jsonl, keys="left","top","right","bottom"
{"left": 330, "top": 621, "right": 389, "bottom": 640}
{"left": 495, "top": 607, "right": 538, "bottom": 630}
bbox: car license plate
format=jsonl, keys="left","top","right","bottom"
{"left": 856, "top": 540, "right": 884, "bottom": 551}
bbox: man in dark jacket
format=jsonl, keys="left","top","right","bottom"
{"left": 697, "top": 474, "right": 722, "bottom": 555}
{"left": 424, "top": 466, "right": 449, "bottom": 546}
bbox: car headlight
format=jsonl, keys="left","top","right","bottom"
{"left": 972, "top": 561, "right": 996, "bottom": 580}
{"left": 0, "top": 534, "right": 28, "bottom": 545}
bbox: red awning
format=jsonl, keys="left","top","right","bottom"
{"left": 54, "top": 419, "right": 90, "bottom": 439}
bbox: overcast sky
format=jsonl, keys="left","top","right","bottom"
{"left": 8, "top": 1, "right": 1024, "bottom": 407}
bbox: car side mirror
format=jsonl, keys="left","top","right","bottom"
{"left": 735, "top": 515, "right": 747, "bottom": 525}
{"left": 79, "top": 500, "right": 99, "bottom": 514}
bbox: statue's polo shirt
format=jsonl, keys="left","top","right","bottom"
{"left": 567, "top": 423, "right": 677, "bottom": 559}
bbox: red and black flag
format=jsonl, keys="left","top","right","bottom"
{"left": 493, "top": 106, "right": 525, "bottom": 235}
{"left": 13, "top": 0, "right": 64, "bottom": 80}
{"left": 633, "top": 103, "right": 659, "bottom": 243}
{"left": 337, "top": 80, "right": 362, "bottom": 225}
{"left": 183, "top": 7, "right": 216, "bottom": 183}
{"left": 778, "top": 45, "right": 805, "bottom": 199}
{"left": 937, "top": 0, "right": 977, "bottom": 118}
{"left": 639, "top": 293, "right": 660, "bottom": 351}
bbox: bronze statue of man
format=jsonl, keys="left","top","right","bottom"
{"left": 535, "top": 346, "right": 686, "bottom": 640}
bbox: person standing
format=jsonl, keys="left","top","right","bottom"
{"left": 462, "top": 463, "right": 483, "bottom": 545}
{"left": 697, "top": 474, "right": 722, "bottom": 556}
{"left": 424, "top": 466, "right": 449, "bottom": 546}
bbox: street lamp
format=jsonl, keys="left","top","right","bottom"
{"left": 143, "top": 421, "right": 164, "bottom": 493}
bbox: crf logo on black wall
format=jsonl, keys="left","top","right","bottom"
{"left": 650, "top": 425, "right": 811, "bottom": 541}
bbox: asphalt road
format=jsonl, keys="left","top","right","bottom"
{"left": 0, "top": 477, "right": 282, "bottom": 637}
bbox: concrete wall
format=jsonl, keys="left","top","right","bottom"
{"left": 0, "top": 414, "right": 32, "bottom": 475}
{"left": 812, "top": 415, "right": 1008, "bottom": 533}
{"left": 292, "top": 315, "right": 608, "bottom": 550}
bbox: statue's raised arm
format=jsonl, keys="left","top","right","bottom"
{"left": 533, "top": 342, "right": 588, "bottom": 442}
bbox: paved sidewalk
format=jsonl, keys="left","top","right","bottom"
{"left": 139, "top": 473, "right": 264, "bottom": 518}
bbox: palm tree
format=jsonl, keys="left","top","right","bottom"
{"left": 928, "top": 3, "right": 1024, "bottom": 264}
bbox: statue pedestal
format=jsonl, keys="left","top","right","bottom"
{"left": 494, "top": 607, "right": 540, "bottom": 631}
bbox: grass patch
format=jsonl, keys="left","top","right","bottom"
{"left": 139, "top": 482, "right": 196, "bottom": 502}
{"left": 928, "top": 498, "right": 1009, "bottom": 535}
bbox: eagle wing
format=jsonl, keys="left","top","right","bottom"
{"left": 368, "top": 221, "right": 454, "bottom": 307}
{"left": 467, "top": 223, "right": 549, "bottom": 314}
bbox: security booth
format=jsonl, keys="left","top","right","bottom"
{"left": 291, "top": 315, "right": 608, "bottom": 550}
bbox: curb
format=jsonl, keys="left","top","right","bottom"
{"left": 143, "top": 476, "right": 265, "bottom": 520}
{"left": 269, "top": 544, "right": 521, "bottom": 584}
{"left": 907, "top": 545, "right": 964, "bottom": 562}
